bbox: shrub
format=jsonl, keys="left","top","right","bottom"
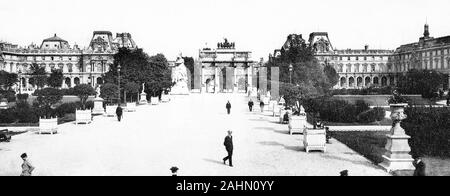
{"left": 304, "top": 98, "right": 371, "bottom": 123}
{"left": 60, "top": 88, "right": 76, "bottom": 96}
{"left": 403, "top": 107, "right": 450, "bottom": 158}
{"left": 16, "top": 93, "right": 29, "bottom": 101}
{"left": 0, "top": 108, "right": 16, "bottom": 124}
{"left": 356, "top": 108, "right": 385, "bottom": 124}
{"left": 0, "top": 90, "right": 16, "bottom": 102}
{"left": 14, "top": 101, "right": 39, "bottom": 123}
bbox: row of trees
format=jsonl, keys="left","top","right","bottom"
{"left": 102, "top": 48, "right": 173, "bottom": 103}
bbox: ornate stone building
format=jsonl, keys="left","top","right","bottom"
{"left": 198, "top": 39, "right": 256, "bottom": 93}
{"left": 393, "top": 24, "right": 450, "bottom": 88}
{"left": 0, "top": 31, "right": 137, "bottom": 94}
{"left": 272, "top": 33, "right": 395, "bottom": 89}
{"left": 271, "top": 24, "right": 450, "bottom": 89}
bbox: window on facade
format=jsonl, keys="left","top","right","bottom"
{"left": 364, "top": 56, "right": 367, "bottom": 61}
{"left": 339, "top": 57, "right": 342, "bottom": 61}
{"left": 51, "top": 57, "right": 54, "bottom": 61}
{"left": 348, "top": 57, "right": 351, "bottom": 61}
{"left": 356, "top": 56, "right": 359, "bottom": 61}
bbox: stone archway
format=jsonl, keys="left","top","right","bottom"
{"left": 357, "top": 77, "right": 363, "bottom": 88}
{"left": 205, "top": 78, "right": 214, "bottom": 93}
{"left": 65, "top": 78, "right": 72, "bottom": 88}
{"left": 340, "top": 77, "right": 347, "bottom": 88}
{"left": 348, "top": 77, "right": 355, "bottom": 88}
{"left": 365, "top": 77, "right": 371, "bottom": 87}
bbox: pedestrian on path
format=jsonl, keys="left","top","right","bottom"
{"left": 260, "top": 101, "right": 265, "bottom": 113}
{"left": 226, "top": 101, "right": 231, "bottom": 115}
{"left": 340, "top": 170, "right": 348, "bottom": 176}
{"left": 413, "top": 158, "right": 426, "bottom": 176}
{"left": 223, "top": 130, "right": 233, "bottom": 167}
{"left": 20, "top": 153, "right": 34, "bottom": 176}
{"left": 170, "top": 166, "right": 179, "bottom": 176}
{"left": 248, "top": 99, "right": 254, "bottom": 112}
{"left": 116, "top": 105, "right": 123, "bottom": 122}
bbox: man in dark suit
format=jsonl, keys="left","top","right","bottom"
{"left": 248, "top": 99, "right": 254, "bottom": 112}
{"left": 413, "top": 158, "right": 426, "bottom": 176}
{"left": 116, "top": 105, "right": 123, "bottom": 122}
{"left": 223, "top": 130, "right": 233, "bottom": 167}
{"left": 226, "top": 101, "right": 231, "bottom": 115}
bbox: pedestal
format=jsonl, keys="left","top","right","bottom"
{"left": 92, "top": 97, "right": 105, "bottom": 115}
{"left": 0, "top": 101, "right": 7, "bottom": 110}
{"left": 139, "top": 92, "right": 148, "bottom": 105}
{"left": 380, "top": 103, "right": 415, "bottom": 172}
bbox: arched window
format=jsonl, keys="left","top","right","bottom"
{"left": 371, "top": 64, "right": 376, "bottom": 72}
{"left": 58, "top": 63, "right": 64, "bottom": 71}
{"left": 357, "top": 77, "right": 363, "bottom": 87}
{"left": 96, "top": 77, "right": 103, "bottom": 85}
{"left": 389, "top": 76, "right": 395, "bottom": 86}
{"left": 340, "top": 77, "right": 347, "bottom": 87}
{"left": 349, "top": 77, "right": 355, "bottom": 87}
{"left": 373, "top": 77, "right": 379, "bottom": 86}
{"left": 354, "top": 63, "right": 360, "bottom": 73}
{"left": 65, "top": 78, "right": 72, "bottom": 88}
{"left": 346, "top": 64, "right": 352, "bottom": 73}
{"left": 74, "top": 77, "right": 80, "bottom": 86}
{"left": 365, "top": 77, "right": 371, "bottom": 87}
{"left": 67, "top": 63, "right": 73, "bottom": 73}
{"left": 381, "top": 77, "right": 387, "bottom": 86}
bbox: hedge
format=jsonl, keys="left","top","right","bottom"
{"left": 303, "top": 98, "right": 371, "bottom": 123}
{"left": 331, "top": 86, "right": 394, "bottom": 96}
{"left": 357, "top": 107, "right": 386, "bottom": 124}
{"left": 0, "top": 90, "right": 16, "bottom": 102}
{"left": 403, "top": 107, "right": 450, "bottom": 158}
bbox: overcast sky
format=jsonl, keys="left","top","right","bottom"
{"left": 1, "top": 0, "right": 450, "bottom": 60}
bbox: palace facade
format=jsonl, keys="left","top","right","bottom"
{"left": 0, "top": 31, "right": 137, "bottom": 94}
{"left": 271, "top": 24, "right": 450, "bottom": 89}
{"left": 198, "top": 39, "right": 256, "bottom": 93}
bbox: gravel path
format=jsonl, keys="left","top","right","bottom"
{"left": 0, "top": 93, "right": 389, "bottom": 176}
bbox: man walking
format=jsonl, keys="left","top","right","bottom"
{"left": 226, "top": 101, "right": 231, "bottom": 115}
{"left": 248, "top": 99, "right": 254, "bottom": 112}
{"left": 260, "top": 101, "right": 265, "bottom": 113}
{"left": 116, "top": 105, "right": 123, "bottom": 122}
{"left": 223, "top": 130, "right": 233, "bottom": 167}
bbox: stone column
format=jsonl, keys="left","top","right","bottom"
{"left": 201, "top": 66, "right": 205, "bottom": 93}
{"left": 214, "top": 67, "right": 219, "bottom": 94}
{"left": 233, "top": 67, "right": 238, "bottom": 93}
{"left": 247, "top": 66, "right": 252, "bottom": 93}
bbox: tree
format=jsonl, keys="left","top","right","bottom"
{"left": 47, "top": 69, "right": 64, "bottom": 88}
{"left": 73, "top": 84, "right": 96, "bottom": 109}
{"left": 33, "top": 87, "right": 63, "bottom": 118}
{"left": 267, "top": 41, "right": 334, "bottom": 105}
{"left": 103, "top": 48, "right": 173, "bottom": 99}
{"left": 100, "top": 83, "right": 119, "bottom": 104}
{"left": 397, "top": 69, "right": 448, "bottom": 99}
{"left": 124, "top": 82, "right": 140, "bottom": 102}
{"left": 183, "top": 56, "right": 195, "bottom": 89}
{"left": 0, "top": 71, "right": 18, "bottom": 90}
{"left": 29, "top": 63, "right": 48, "bottom": 89}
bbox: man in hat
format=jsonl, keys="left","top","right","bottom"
{"left": 223, "top": 130, "right": 234, "bottom": 167}
{"left": 226, "top": 101, "right": 231, "bottom": 115}
{"left": 260, "top": 101, "right": 265, "bottom": 113}
{"left": 170, "top": 166, "right": 179, "bottom": 176}
{"left": 20, "top": 153, "right": 35, "bottom": 176}
{"left": 340, "top": 170, "right": 348, "bottom": 176}
{"left": 248, "top": 99, "right": 254, "bottom": 112}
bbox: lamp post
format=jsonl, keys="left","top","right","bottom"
{"left": 18, "top": 70, "right": 22, "bottom": 94}
{"left": 118, "top": 64, "right": 121, "bottom": 106}
{"left": 289, "top": 64, "right": 293, "bottom": 84}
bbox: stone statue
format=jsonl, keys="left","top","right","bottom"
{"left": 170, "top": 55, "right": 190, "bottom": 95}
{"left": 96, "top": 85, "right": 101, "bottom": 97}
{"left": 141, "top": 83, "right": 146, "bottom": 94}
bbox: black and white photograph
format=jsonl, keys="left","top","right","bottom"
{"left": 1, "top": 0, "right": 449, "bottom": 181}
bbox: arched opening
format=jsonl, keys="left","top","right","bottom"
{"left": 28, "top": 78, "right": 35, "bottom": 87}
{"left": 65, "top": 78, "right": 72, "bottom": 88}
{"left": 373, "top": 77, "right": 379, "bottom": 86}
{"left": 67, "top": 63, "right": 73, "bottom": 73}
{"left": 74, "top": 77, "right": 80, "bottom": 86}
{"left": 365, "top": 77, "right": 371, "bottom": 87}
{"left": 389, "top": 76, "right": 395, "bottom": 86}
{"left": 96, "top": 77, "right": 103, "bottom": 85}
{"left": 205, "top": 78, "right": 214, "bottom": 93}
{"left": 340, "top": 77, "right": 347, "bottom": 87}
{"left": 381, "top": 77, "right": 388, "bottom": 86}
{"left": 349, "top": 77, "right": 355, "bottom": 88}
{"left": 357, "top": 77, "right": 363, "bottom": 87}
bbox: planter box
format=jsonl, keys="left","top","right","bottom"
{"left": 126, "top": 102, "right": 137, "bottom": 112}
{"left": 161, "top": 94, "right": 170, "bottom": 103}
{"left": 150, "top": 97, "right": 159, "bottom": 105}
{"left": 75, "top": 110, "right": 92, "bottom": 124}
{"left": 0, "top": 101, "right": 8, "bottom": 110}
{"left": 39, "top": 118, "right": 58, "bottom": 134}
{"left": 303, "top": 128, "right": 326, "bottom": 153}
{"left": 92, "top": 97, "right": 105, "bottom": 115}
{"left": 105, "top": 105, "right": 117, "bottom": 117}
{"left": 279, "top": 108, "right": 292, "bottom": 124}
{"left": 288, "top": 115, "right": 307, "bottom": 135}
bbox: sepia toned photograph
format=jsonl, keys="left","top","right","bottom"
{"left": 1, "top": 0, "right": 449, "bottom": 180}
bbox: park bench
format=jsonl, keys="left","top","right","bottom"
{"left": 0, "top": 129, "right": 12, "bottom": 142}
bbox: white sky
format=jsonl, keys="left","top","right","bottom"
{"left": 1, "top": 0, "right": 450, "bottom": 60}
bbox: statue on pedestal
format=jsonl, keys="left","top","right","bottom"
{"left": 139, "top": 83, "right": 148, "bottom": 104}
{"left": 170, "top": 54, "right": 190, "bottom": 95}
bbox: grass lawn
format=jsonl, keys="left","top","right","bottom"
{"left": 332, "top": 131, "right": 450, "bottom": 176}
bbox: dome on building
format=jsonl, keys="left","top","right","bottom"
{"left": 41, "top": 34, "right": 70, "bottom": 50}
